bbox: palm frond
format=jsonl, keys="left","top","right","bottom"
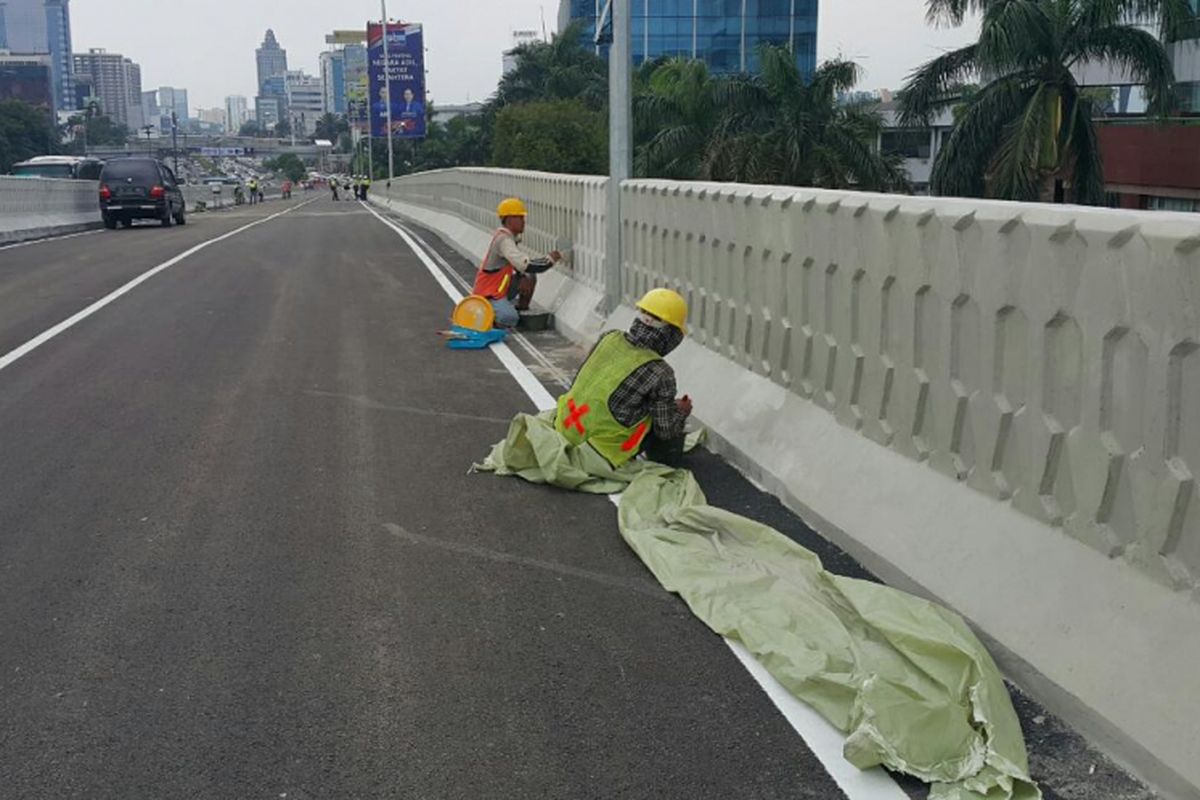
{"left": 988, "top": 84, "right": 1052, "bottom": 201}
{"left": 931, "top": 75, "right": 1035, "bottom": 196}
{"left": 1070, "top": 24, "right": 1176, "bottom": 112}
{"left": 899, "top": 44, "right": 979, "bottom": 125}
{"left": 975, "top": 0, "right": 1055, "bottom": 75}
{"left": 1063, "top": 92, "right": 1107, "bottom": 203}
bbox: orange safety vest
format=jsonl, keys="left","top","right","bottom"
{"left": 472, "top": 228, "right": 517, "bottom": 300}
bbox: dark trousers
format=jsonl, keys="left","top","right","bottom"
{"left": 642, "top": 431, "right": 685, "bottom": 467}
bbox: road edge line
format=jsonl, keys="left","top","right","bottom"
{"left": 0, "top": 198, "right": 319, "bottom": 375}
{"left": 364, "top": 199, "right": 909, "bottom": 800}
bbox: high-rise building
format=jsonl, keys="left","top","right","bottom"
{"left": 255, "top": 95, "right": 282, "bottom": 131}
{"left": 73, "top": 48, "right": 140, "bottom": 127}
{"left": 197, "top": 107, "right": 225, "bottom": 129}
{"left": 0, "top": 0, "right": 74, "bottom": 114}
{"left": 255, "top": 28, "right": 288, "bottom": 93}
{"left": 224, "top": 94, "right": 248, "bottom": 132}
{"left": 141, "top": 89, "right": 158, "bottom": 123}
{"left": 558, "top": 0, "right": 818, "bottom": 77}
{"left": 319, "top": 49, "right": 346, "bottom": 114}
{"left": 503, "top": 29, "right": 541, "bottom": 75}
{"left": 157, "top": 85, "right": 187, "bottom": 122}
{"left": 285, "top": 70, "right": 324, "bottom": 135}
{"left": 0, "top": 51, "right": 53, "bottom": 109}
{"left": 123, "top": 58, "right": 143, "bottom": 130}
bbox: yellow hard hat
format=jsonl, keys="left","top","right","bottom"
{"left": 451, "top": 295, "right": 496, "bottom": 331}
{"left": 497, "top": 197, "right": 528, "bottom": 219}
{"left": 637, "top": 288, "right": 688, "bottom": 333}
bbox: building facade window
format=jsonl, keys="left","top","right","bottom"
{"left": 563, "top": 0, "right": 818, "bottom": 78}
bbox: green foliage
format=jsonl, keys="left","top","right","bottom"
{"left": 239, "top": 120, "right": 262, "bottom": 137}
{"left": 491, "top": 21, "right": 608, "bottom": 112}
{"left": 407, "top": 113, "right": 489, "bottom": 173}
{"left": 66, "top": 112, "right": 128, "bottom": 146}
{"left": 492, "top": 99, "right": 607, "bottom": 174}
{"left": 636, "top": 48, "right": 908, "bottom": 191}
{"left": 264, "top": 152, "right": 307, "bottom": 183}
{"left": 903, "top": 0, "right": 1184, "bottom": 203}
{"left": 0, "top": 99, "right": 58, "bottom": 172}
{"left": 314, "top": 113, "right": 349, "bottom": 144}
{"left": 273, "top": 118, "right": 292, "bottom": 138}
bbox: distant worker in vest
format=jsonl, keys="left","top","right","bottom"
{"left": 360, "top": 175, "right": 370, "bottom": 202}
{"left": 555, "top": 289, "right": 692, "bottom": 467}
{"left": 472, "top": 198, "right": 562, "bottom": 328}
{"left": 247, "top": 177, "right": 259, "bottom": 205}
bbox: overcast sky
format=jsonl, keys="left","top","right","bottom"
{"left": 70, "top": 0, "right": 979, "bottom": 112}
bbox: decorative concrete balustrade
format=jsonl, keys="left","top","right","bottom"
{"left": 388, "top": 168, "right": 1200, "bottom": 600}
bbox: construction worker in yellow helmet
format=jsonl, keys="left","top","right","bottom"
{"left": 472, "top": 197, "right": 563, "bottom": 328}
{"left": 555, "top": 288, "right": 692, "bottom": 467}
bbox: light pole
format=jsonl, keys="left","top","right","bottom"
{"left": 171, "top": 111, "right": 179, "bottom": 175}
{"left": 142, "top": 125, "right": 155, "bottom": 156}
{"left": 381, "top": 0, "right": 395, "bottom": 181}
{"left": 603, "top": 0, "right": 631, "bottom": 314}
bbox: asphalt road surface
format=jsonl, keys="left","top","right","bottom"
{"left": 0, "top": 198, "right": 1157, "bottom": 800}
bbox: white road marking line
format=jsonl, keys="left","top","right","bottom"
{"left": 0, "top": 228, "right": 102, "bottom": 252}
{"left": 366, "top": 200, "right": 909, "bottom": 800}
{"left": 0, "top": 198, "right": 319, "bottom": 375}
{"left": 376, "top": 211, "right": 573, "bottom": 390}
{"left": 363, "top": 203, "right": 555, "bottom": 408}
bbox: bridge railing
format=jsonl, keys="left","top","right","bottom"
{"left": 386, "top": 167, "right": 1200, "bottom": 599}
{"left": 383, "top": 168, "right": 609, "bottom": 290}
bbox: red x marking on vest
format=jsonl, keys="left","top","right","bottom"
{"left": 621, "top": 422, "right": 649, "bottom": 453}
{"left": 563, "top": 398, "right": 591, "bottom": 435}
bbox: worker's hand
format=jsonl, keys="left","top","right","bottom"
{"left": 677, "top": 395, "right": 693, "bottom": 417}
{"left": 549, "top": 250, "right": 563, "bottom": 263}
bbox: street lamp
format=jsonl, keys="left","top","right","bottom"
{"left": 142, "top": 125, "right": 155, "bottom": 156}
{"left": 171, "top": 111, "right": 179, "bottom": 175}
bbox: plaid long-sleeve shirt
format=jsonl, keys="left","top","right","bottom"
{"left": 579, "top": 319, "right": 688, "bottom": 441}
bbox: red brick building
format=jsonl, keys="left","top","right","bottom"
{"left": 1099, "top": 122, "right": 1200, "bottom": 211}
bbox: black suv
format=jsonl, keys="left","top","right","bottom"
{"left": 99, "top": 158, "right": 186, "bottom": 229}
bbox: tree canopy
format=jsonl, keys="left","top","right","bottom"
{"left": 902, "top": 0, "right": 1187, "bottom": 203}
{"left": 0, "top": 100, "right": 57, "bottom": 173}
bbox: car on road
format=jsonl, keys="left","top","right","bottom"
{"left": 98, "top": 158, "right": 186, "bottom": 229}
{"left": 10, "top": 155, "right": 105, "bottom": 180}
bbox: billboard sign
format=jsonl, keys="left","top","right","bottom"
{"left": 343, "top": 44, "right": 369, "bottom": 131}
{"left": 325, "top": 30, "right": 367, "bottom": 45}
{"left": 367, "top": 21, "right": 426, "bottom": 139}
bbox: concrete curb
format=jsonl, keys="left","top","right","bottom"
{"left": 0, "top": 220, "right": 103, "bottom": 247}
{"left": 370, "top": 191, "right": 1200, "bottom": 800}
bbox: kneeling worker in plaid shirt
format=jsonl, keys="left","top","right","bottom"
{"left": 554, "top": 288, "right": 692, "bottom": 467}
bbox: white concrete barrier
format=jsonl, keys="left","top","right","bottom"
{"left": 0, "top": 176, "right": 102, "bottom": 244}
{"left": 378, "top": 169, "right": 1200, "bottom": 799}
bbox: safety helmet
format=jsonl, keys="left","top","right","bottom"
{"left": 497, "top": 197, "right": 528, "bottom": 219}
{"left": 636, "top": 288, "right": 688, "bottom": 334}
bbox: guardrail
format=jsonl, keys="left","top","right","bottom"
{"left": 386, "top": 168, "right": 609, "bottom": 291}
{"left": 0, "top": 176, "right": 102, "bottom": 244}
{"left": 387, "top": 168, "right": 1200, "bottom": 597}
{"left": 378, "top": 168, "right": 1200, "bottom": 798}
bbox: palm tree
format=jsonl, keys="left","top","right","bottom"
{"left": 491, "top": 22, "right": 607, "bottom": 112}
{"left": 314, "top": 112, "right": 348, "bottom": 143}
{"left": 901, "top": 0, "right": 1189, "bottom": 203}
{"left": 634, "top": 59, "right": 723, "bottom": 179}
{"left": 703, "top": 46, "right": 909, "bottom": 191}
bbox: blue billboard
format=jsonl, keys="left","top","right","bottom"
{"left": 367, "top": 22, "right": 426, "bottom": 139}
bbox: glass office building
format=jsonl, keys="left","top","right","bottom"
{"left": 558, "top": 0, "right": 817, "bottom": 77}
{"left": 0, "top": 0, "right": 74, "bottom": 115}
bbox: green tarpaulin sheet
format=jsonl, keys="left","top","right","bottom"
{"left": 476, "top": 412, "right": 1041, "bottom": 800}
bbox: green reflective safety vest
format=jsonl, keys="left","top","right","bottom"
{"left": 555, "top": 331, "right": 661, "bottom": 467}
